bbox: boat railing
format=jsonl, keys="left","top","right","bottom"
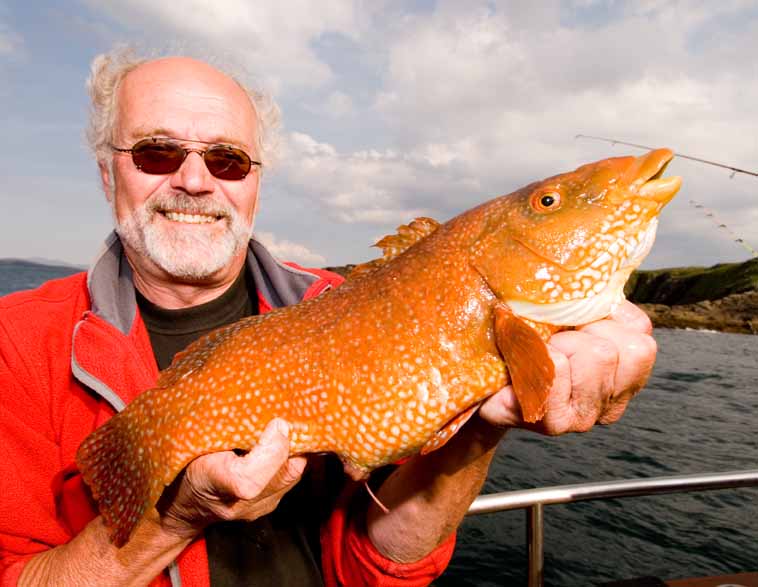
{"left": 466, "top": 468, "right": 758, "bottom": 587}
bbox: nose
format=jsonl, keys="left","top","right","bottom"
{"left": 169, "top": 151, "right": 215, "bottom": 196}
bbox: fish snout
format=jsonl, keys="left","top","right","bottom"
{"left": 632, "top": 148, "right": 682, "bottom": 206}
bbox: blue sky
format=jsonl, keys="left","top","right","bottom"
{"left": 1, "top": 0, "right": 757, "bottom": 269}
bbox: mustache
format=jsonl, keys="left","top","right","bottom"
{"left": 146, "top": 193, "right": 233, "bottom": 219}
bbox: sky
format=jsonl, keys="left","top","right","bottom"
{"left": 1, "top": 0, "right": 757, "bottom": 270}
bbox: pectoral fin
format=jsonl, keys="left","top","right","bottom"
{"left": 493, "top": 303, "right": 554, "bottom": 423}
{"left": 420, "top": 403, "right": 479, "bottom": 455}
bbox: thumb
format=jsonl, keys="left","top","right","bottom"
{"left": 478, "top": 384, "right": 520, "bottom": 428}
{"left": 230, "top": 419, "right": 292, "bottom": 500}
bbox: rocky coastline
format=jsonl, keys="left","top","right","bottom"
{"left": 636, "top": 291, "right": 758, "bottom": 334}
{"left": 625, "top": 258, "right": 758, "bottom": 335}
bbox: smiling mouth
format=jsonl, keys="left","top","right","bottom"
{"left": 160, "top": 210, "right": 224, "bottom": 224}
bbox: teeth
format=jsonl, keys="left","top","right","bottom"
{"left": 164, "top": 211, "right": 218, "bottom": 224}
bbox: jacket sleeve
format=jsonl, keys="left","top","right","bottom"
{"left": 320, "top": 483, "right": 456, "bottom": 587}
{"left": 0, "top": 327, "right": 73, "bottom": 585}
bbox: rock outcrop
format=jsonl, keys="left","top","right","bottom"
{"left": 625, "top": 258, "right": 758, "bottom": 334}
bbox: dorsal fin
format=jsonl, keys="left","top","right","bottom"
{"left": 349, "top": 217, "right": 441, "bottom": 279}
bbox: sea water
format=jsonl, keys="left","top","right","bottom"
{"left": 439, "top": 328, "right": 758, "bottom": 586}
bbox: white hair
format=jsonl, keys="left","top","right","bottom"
{"left": 85, "top": 45, "right": 281, "bottom": 168}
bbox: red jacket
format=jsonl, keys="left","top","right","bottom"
{"left": 0, "top": 234, "right": 454, "bottom": 586}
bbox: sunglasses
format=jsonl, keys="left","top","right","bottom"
{"left": 111, "top": 137, "right": 260, "bottom": 180}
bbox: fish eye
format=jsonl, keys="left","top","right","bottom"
{"left": 531, "top": 191, "right": 562, "bottom": 213}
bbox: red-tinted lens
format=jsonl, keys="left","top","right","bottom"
{"left": 131, "top": 139, "right": 186, "bottom": 174}
{"left": 204, "top": 146, "right": 252, "bottom": 180}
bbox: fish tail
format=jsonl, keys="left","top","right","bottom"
{"left": 76, "top": 398, "right": 167, "bottom": 547}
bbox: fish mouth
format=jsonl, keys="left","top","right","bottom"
{"left": 634, "top": 148, "right": 682, "bottom": 205}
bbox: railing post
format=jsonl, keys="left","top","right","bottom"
{"left": 527, "top": 503, "right": 544, "bottom": 587}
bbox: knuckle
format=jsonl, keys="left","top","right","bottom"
{"left": 236, "top": 481, "right": 265, "bottom": 502}
{"left": 550, "top": 350, "right": 570, "bottom": 374}
{"left": 589, "top": 338, "right": 619, "bottom": 367}
{"left": 630, "top": 333, "right": 657, "bottom": 364}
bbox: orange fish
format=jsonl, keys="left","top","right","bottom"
{"left": 77, "top": 149, "right": 681, "bottom": 546}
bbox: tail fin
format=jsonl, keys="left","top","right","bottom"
{"left": 76, "top": 398, "right": 167, "bottom": 547}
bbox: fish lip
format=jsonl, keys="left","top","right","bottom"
{"left": 642, "top": 149, "right": 674, "bottom": 182}
{"left": 637, "top": 149, "right": 682, "bottom": 204}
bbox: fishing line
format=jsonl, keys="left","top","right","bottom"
{"left": 688, "top": 200, "right": 758, "bottom": 258}
{"left": 576, "top": 134, "right": 758, "bottom": 257}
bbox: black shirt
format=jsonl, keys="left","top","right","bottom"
{"left": 136, "top": 269, "right": 339, "bottom": 586}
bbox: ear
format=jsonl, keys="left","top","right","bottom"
{"left": 99, "top": 160, "right": 114, "bottom": 203}
{"left": 249, "top": 173, "right": 262, "bottom": 229}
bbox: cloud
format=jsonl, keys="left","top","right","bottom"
{"left": 323, "top": 90, "right": 355, "bottom": 118}
{"left": 84, "top": 0, "right": 362, "bottom": 92}
{"left": 0, "top": 20, "right": 22, "bottom": 58}
{"left": 254, "top": 231, "right": 327, "bottom": 266}
{"left": 8, "top": 1, "right": 755, "bottom": 268}
{"left": 362, "top": 0, "right": 758, "bottom": 266}
{"left": 277, "top": 131, "right": 485, "bottom": 227}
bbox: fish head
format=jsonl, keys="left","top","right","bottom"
{"left": 472, "top": 149, "right": 681, "bottom": 325}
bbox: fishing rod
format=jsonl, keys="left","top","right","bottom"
{"left": 575, "top": 134, "right": 758, "bottom": 179}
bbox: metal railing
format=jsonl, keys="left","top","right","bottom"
{"left": 466, "top": 469, "right": 758, "bottom": 587}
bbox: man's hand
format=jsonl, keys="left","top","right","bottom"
{"left": 479, "top": 300, "right": 657, "bottom": 434}
{"left": 158, "top": 418, "right": 307, "bottom": 539}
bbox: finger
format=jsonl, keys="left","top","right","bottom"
{"left": 272, "top": 456, "right": 308, "bottom": 490}
{"left": 579, "top": 320, "right": 657, "bottom": 400}
{"left": 230, "top": 419, "right": 292, "bottom": 500}
{"left": 609, "top": 300, "right": 653, "bottom": 335}
{"left": 548, "top": 331, "right": 618, "bottom": 432}
{"left": 519, "top": 347, "right": 571, "bottom": 435}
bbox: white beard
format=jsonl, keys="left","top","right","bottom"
{"left": 115, "top": 192, "right": 252, "bottom": 280}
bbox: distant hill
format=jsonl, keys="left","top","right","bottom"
{"left": 625, "top": 258, "right": 758, "bottom": 334}
{"left": 0, "top": 257, "right": 85, "bottom": 270}
{"left": 0, "top": 259, "right": 83, "bottom": 297}
{"left": 625, "top": 257, "right": 758, "bottom": 305}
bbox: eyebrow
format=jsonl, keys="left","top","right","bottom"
{"left": 128, "top": 126, "right": 250, "bottom": 149}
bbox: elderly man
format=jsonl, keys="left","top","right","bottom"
{"left": 0, "top": 50, "right": 656, "bottom": 586}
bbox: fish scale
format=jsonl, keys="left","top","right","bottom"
{"left": 76, "top": 149, "right": 681, "bottom": 547}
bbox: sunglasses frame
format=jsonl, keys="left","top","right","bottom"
{"left": 110, "top": 136, "right": 261, "bottom": 180}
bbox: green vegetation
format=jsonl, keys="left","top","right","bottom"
{"left": 625, "top": 258, "right": 758, "bottom": 305}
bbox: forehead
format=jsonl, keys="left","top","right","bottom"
{"left": 116, "top": 58, "right": 258, "bottom": 150}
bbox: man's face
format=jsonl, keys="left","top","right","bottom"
{"left": 102, "top": 57, "right": 261, "bottom": 281}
